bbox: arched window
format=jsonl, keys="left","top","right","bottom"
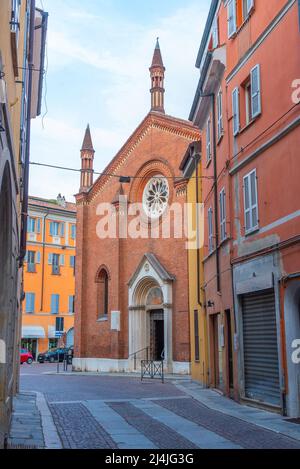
{"left": 96, "top": 268, "right": 109, "bottom": 318}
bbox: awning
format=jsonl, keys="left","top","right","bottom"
{"left": 22, "top": 326, "right": 46, "bottom": 339}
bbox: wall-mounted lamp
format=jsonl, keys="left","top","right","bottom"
{"left": 119, "top": 176, "right": 131, "bottom": 184}
{"left": 207, "top": 300, "right": 215, "bottom": 308}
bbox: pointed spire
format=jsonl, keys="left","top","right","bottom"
{"left": 151, "top": 37, "right": 165, "bottom": 69}
{"left": 149, "top": 38, "right": 165, "bottom": 114}
{"left": 81, "top": 124, "right": 95, "bottom": 152}
{"left": 80, "top": 124, "right": 95, "bottom": 193}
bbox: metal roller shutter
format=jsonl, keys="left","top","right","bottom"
{"left": 242, "top": 289, "right": 281, "bottom": 407}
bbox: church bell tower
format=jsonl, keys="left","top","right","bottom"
{"left": 80, "top": 124, "right": 95, "bottom": 193}
{"left": 150, "top": 38, "right": 165, "bottom": 114}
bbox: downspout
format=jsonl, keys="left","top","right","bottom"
{"left": 199, "top": 90, "right": 221, "bottom": 293}
{"left": 19, "top": 0, "right": 36, "bottom": 266}
{"left": 40, "top": 210, "right": 49, "bottom": 311}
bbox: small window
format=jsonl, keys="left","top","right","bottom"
{"left": 55, "top": 317, "right": 64, "bottom": 332}
{"left": 206, "top": 118, "right": 212, "bottom": 163}
{"left": 217, "top": 90, "right": 223, "bottom": 140}
{"left": 69, "top": 296, "right": 75, "bottom": 314}
{"left": 50, "top": 221, "right": 65, "bottom": 237}
{"left": 27, "top": 217, "right": 41, "bottom": 234}
{"left": 208, "top": 207, "right": 214, "bottom": 253}
{"left": 27, "top": 251, "right": 36, "bottom": 272}
{"left": 97, "top": 268, "right": 109, "bottom": 317}
{"left": 219, "top": 188, "right": 227, "bottom": 242}
{"left": 243, "top": 169, "right": 259, "bottom": 233}
{"left": 25, "top": 293, "right": 35, "bottom": 314}
{"left": 51, "top": 294, "right": 60, "bottom": 315}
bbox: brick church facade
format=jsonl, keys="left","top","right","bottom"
{"left": 73, "top": 41, "right": 200, "bottom": 373}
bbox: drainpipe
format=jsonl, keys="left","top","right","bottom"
{"left": 200, "top": 90, "right": 221, "bottom": 293}
{"left": 40, "top": 210, "right": 49, "bottom": 311}
{"left": 19, "top": 0, "right": 36, "bottom": 266}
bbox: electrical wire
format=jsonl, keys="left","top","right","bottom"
{"left": 29, "top": 161, "right": 214, "bottom": 180}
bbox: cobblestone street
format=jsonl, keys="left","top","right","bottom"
{"left": 7, "top": 363, "right": 300, "bottom": 450}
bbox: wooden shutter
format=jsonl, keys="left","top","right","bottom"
{"left": 251, "top": 64, "right": 261, "bottom": 118}
{"left": 232, "top": 87, "right": 240, "bottom": 136}
{"left": 228, "top": 0, "right": 237, "bottom": 38}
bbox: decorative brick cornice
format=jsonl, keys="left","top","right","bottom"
{"left": 87, "top": 112, "right": 200, "bottom": 204}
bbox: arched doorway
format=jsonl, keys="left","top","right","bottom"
{"left": 128, "top": 254, "right": 174, "bottom": 372}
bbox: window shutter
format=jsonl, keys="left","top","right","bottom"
{"left": 244, "top": 175, "right": 251, "bottom": 232}
{"left": 59, "top": 255, "right": 65, "bottom": 266}
{"left": 25, "top": 294, "right": 30, "bottom": 313}
{"left": 206, "top": 119, "right": 211, "bottom": 161}
{"left": 228, "top": 0, "right": 237, "bottom": 38}
{"left": 247, "top": 0, "right": 254, "bottom": 15}
{"left": 232, "top": 87, "right": 240, "bottom": 136}
{"left": 251, "top": 64, "right": 261, "bottom": 118}
{"left": 250, "top": 170, "right": 258, "bottom": 228}
{"left": 217, "top": 91, "right": 223, "bottom": 139}
{"left": 69, "top": 296, "right": 74, "bottom": 314}
{"left": 26, "top": 293, "right": 35, "bottom": 313}
{"left": 48, "top": 253, "right": 53, "bottom": 265}
{"left": 51, "top": 294, "right": 59, "bottom": 314}
{"left": 50, "top": 222, "right": 54, "bottom": 236}
{"left": 36, "top": 251, "right": 41, "bottom": 264}
{"left": 212, "top": 16, "right": 218, "bottom": 48}
{"left": 56, "top": 295, "right": 60, "bottom": 314}
{"left": 24, "top": 251, "right": 28, "bottom": 263}
{"left": 37, "top": 218, "right": 41, "bottom": 233}
{"left": 60, "top": 223, "right": 65, "bottom": 237}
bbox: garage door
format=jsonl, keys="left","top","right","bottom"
{"left": 242, "top": 289, "right": 281, "bottom": 407}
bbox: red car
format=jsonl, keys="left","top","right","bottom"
{"left": 20, "top": 349, "right": 34, "bottom": 365}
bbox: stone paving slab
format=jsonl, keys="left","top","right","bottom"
{"left": 175, "top": 383, "right": 300, "bottom": 442}
{"left": 8, "top": 393, "right": 45, "bottom": 449}
{"left": 84, "top": 401, "right": 156, "bottom": 449}
{"left": 156, "top": 397, "right": 300, "bottom": 449}
{"left": 133, "top": 399, "right": 242, "bottom": 449}
{"left": 108, "top": 401, "right": 199, "bottom": 449}
{"left": 49, "top": 402, "right": 116, "bottom": 449}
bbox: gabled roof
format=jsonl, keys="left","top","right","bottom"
{"left": 128, "top": 253, "right": 175, "bottom": 287}
{"left": 81, "top": 124, "right": 95, "bottom": 152}
{"left": 80, "top": 111, "right": 200, "bottom": 203}
{"left": 151, "top": 38, "right": 164, "bottom": 68}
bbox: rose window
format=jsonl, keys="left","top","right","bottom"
{"left": 143, "top": 176, "right": 169, "bottom": 219}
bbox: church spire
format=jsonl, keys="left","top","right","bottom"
{"left": 149, "top": 38, "right": 165, "bottom": 114}
{"left": 80, "top": 124, "right": 95, "bottom": 193}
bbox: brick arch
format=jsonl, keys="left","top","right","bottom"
{"left": 95, "top": 264, "right": 111, "bottom": 283}
{"left": 129, "top": 158, "right": 175, "bottom": 204}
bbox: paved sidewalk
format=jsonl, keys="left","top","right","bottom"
{"left": 8, "top": 393, "right": 45, "bottom": 448}
{"left": 174, "top": 381, "right": 300, "bottom": 442}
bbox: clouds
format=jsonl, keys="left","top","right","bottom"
{"left": 31, "top": 1, "right": 209, "bottom": 201}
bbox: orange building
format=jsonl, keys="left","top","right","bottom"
{"left": 190, "top": 0, "right": 300, "bottom": 417}
{"left": 22, "top": 195, "right": 76, "bottom": 359}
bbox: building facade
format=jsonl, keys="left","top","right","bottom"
{"left": 0, "top": 0, "right": 47, "bottom": 447}
{"left": 180, "top": 142, "right": 209, "bottom": 385}
{"left": 74, "top": 41, "right": 200, "bottom": 374}
{"left": 190, "top": 0, "right": 300, "bottom": 416}
{"left": 22, "top": 196, "right": 76, "bottom": 359}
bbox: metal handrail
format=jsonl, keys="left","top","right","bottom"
{"left": 129, "top": 346, "right": 149, "bottom": 370}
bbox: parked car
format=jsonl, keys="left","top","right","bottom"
{"left": 20, "top": 349, "right": 34, "bottom": 365}
{"left": 38, "top": 347, "right": 72, "bottom": 364}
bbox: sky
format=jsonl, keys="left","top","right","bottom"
{"left": 30, "top": 0, "right": 210, "bottom": 202}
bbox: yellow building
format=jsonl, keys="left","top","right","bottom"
{"left": 22, "top": 195, "right": 76, "bottom": 359}
{"left": 180, "top": 142, "right": 208, "bottom": 385}
{"left": 0, "top": 0, "right": 47, "bottom": 447}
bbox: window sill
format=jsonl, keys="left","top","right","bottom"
{"left": 97, "top": 316, "right": 108, "bottom": 323}
{"left": 245, "top": 226, "right": 259, "bottom": 237}
{"left": 239, "top": 114, "right": 261, "bottom": 135}
{"left": 203, "top": 249, "right": 216, "bottom": 263}
{"left": 217, "top": 133, "right": 224, "bottom": 145}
